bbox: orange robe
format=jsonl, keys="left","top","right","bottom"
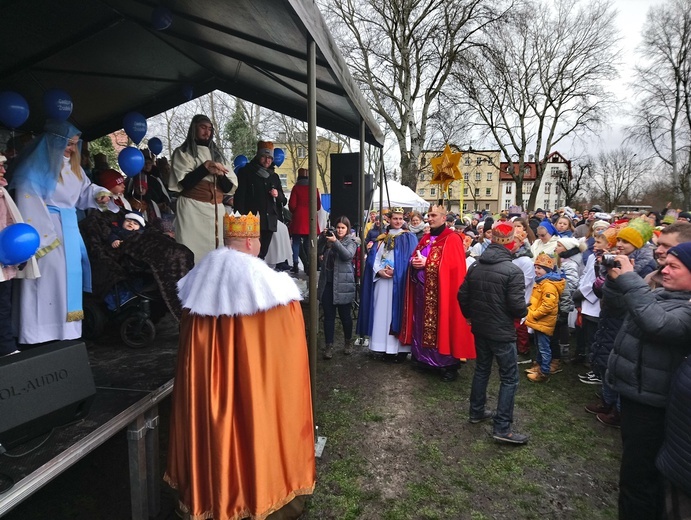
{"left": 165, "top": 250, "right": 315, "bottom": 520}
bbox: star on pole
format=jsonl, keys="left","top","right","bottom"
{"left": 429, "top": 144, "right": 462, "bottom": 194}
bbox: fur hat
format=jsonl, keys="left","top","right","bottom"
{"left": 617, "top": 218, "right": 654, "bottom": 250}
{"left": 534, "top": 252, "right": 555, "bottom": 271}
{"left": 124, "top": 211, "right": 145, "bottom": 228}
{"left": 99, "top": 169, "right": 125, "bottom": 191}
{"left": 492, "top": 222, "right": 515, "bottom": 248}
{"left": 257, "top": 141, "right": 274, "bottom": 158}
{"left": 668, "top": 242, "right": 691, "bottom": 273}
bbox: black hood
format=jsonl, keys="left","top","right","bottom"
{"left": 479, "top": 243, "right": 514, "bottom": 265}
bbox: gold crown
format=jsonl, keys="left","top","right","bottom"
{"left": 391, "top": 207, "right": 405, "bottom": 214}
{"left": 429, "top": 204, "right": 447, "bottom": 215}
{"left": 223, "top": 211, "right": 260, "bottom": 238}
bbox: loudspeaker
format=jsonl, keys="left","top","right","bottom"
{"left": 330, "top": 153, "right": 374, "bottom": 230}
{"left": 0, "top": 340, "right": 96, "bottom": 449}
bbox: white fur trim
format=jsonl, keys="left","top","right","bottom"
{"left": 177, "top": 248, "right": 302, "bottom": 317}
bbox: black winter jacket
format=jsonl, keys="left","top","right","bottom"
{"left": 656, "top": 357, "right": 691, "bottom": 496}
{"left": 458, "top": 244, "right": 528, "bottom": 341}
{"left": 606, "top": 272, "right": 691, "bottom": 408}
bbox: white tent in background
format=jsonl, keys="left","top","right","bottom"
{"left": 371, "top": 180, "right": 430, "bottom": 210}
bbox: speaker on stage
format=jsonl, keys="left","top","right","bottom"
{"left": 0, "top": 340, "right": 96, "bottom": 450}
{"left": 330, "top": 153, "right": 374, "bottom": 230}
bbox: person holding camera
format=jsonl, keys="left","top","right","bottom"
{"left": 605, "top": 242, "right": 691, "bottom": 520}
{"left": 317, "top": 216, "right": 357, "bottom": 359}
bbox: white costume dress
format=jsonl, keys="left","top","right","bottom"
{"left": 170, "top": 147, "right": 236, "bottom": 263}
{"left": 15, "top": 157, "right": 115, "bottom": 344}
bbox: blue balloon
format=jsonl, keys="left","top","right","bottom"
{"left": 273, "top": 148, "right": 285, "bottom": 167}
{"left": 0, "top": 91, "right": 29, "bottom": 129}
{"left": 118, "top": 147, "right": 145, "bottom": 177}
{"left": 0, "top": 223, "right": 40, "bottom": 266}
{"left": 148, "top": 137, "right": 163, "bottom": 155}
{"left": 151, "top": 6, "right": 173, "bottom": 30}
{"left": 123, "top": 112, "right": 147, "bottom": 145}
{"left": 181, "top": 84, "right": 194, "bottom": 101}
{"left": 233, "top": 155, "right": 248, "bottom": 169}
{"left": 43, "top": 88, "right": 73, "bottom": 121}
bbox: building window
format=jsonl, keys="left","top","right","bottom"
{"left": 463, "top": 187, "right": 468, "bottom": 196}
{"left": 430, "top": 188, "right": 436, "bottom": 196}
{"left": 278, "top": 174, "right": 287, "bottom": 188}
{"left": 475, "top": 172, "right": 481, "bottom": 181}
{"left": 555, "top": 185, "right": 561, "bottom": 196}
{"left": 551, "top": 166, "right": 560, "bottom": 177}
{"left": 475, "top": 187, "right": 480, "bottom": 196}
{"left": 485, "top": 187, "right": 491, "bottom": 196}
{"left": 420, "top": 157, "right": 426, "bottom": 168}
{"left": 464, "top": 173, "right": 469, "bottom": 182}
{"left": 505, "top": 183, "right": 512, "bottom": 194}
{"left": 505, "top": 199, "right": 511, "bottom": 209}
{"left": 462, "top": 202, "right": 468, "bottom": 211}
{"left": 418, "top": 188, "right": 425, "bottom": 196}
{"left": 464, "top": 157, "right": 471, "bottom": 166}
{"left": 544, "top": 200, "right": 550, "bottom": 211}
{"left": 544, "top": 182, "right": 551, "bottom": 194}
{"left": 476, "top": 157, "right": 482, "bottom": 165}
{"left": 419, "top": 173, "right": 425, "bottom": 181}
{"left": 487, "top": 172, "right": 493, "bottom": 181}
{"left": 297, "top": 146, "right": 307, "bottom": 158}
{"left": 523, "top": 183, "right": 532, "bottom": 194}
{"left": 485, "top": 203, "right": 491, "bottom": 210}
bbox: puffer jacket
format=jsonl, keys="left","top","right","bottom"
{"left": 317, "top": 234, "right": 357, "bottom": 305}
{"left": 525, "top": 272, "right": 565, "bottom": 335}
{"left": 606, "top": 272, "right": 691, "bottom": 408}
{"left": 656, "top": 357, "right": 691, "bottom": 496}
{"left": 458, "top": 243, "right": 527, "bottom": 341}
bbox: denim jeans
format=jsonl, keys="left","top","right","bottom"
{"left": 469, "top": 337, "right": 519, "bottom": 434}
{"left": 320, "top": 282, "right": 352, "bottom": 344}
{"left": 291, "top": 234, "right": 310, "bottom": 267}
{"left": 534, "top": 331, "right": 552, "bottom": 374}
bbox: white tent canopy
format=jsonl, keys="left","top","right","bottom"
{"left": 371, "top": 180, "right": 430, "bottom": 210}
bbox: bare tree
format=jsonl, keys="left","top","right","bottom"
{"left": 587, "top": 147, "right": 650, "bottom": 211}
{"left": 320, "top": 0, "right": 509, "bottom": 191}
{"left": 627, "top": 0, "right": 691, "bottom": 208}
{"left": 559, "top": 156, "right": 593, "bottom": 208}
{"left": 453, "top": 0, "right": 619, "bottom": 209}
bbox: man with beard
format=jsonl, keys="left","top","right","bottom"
{"left": 169, "top": 114, "right": 236, "bottom": 263}
{"left": 234, "top": 141, "right": 287, "bottom": 260}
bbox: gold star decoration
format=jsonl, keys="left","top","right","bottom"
{"left": 429, "top": 144, "right": 462, "bottom": 194}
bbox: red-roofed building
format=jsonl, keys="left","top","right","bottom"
{"left": 499, "top": 151, "right": 572, "bottom": 211}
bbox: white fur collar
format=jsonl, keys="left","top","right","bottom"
{"left": 178, "top": 248, "right": 302, "bottom": 317}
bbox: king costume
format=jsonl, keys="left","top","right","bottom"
{"left": 165, "top": 217, "right": 315, "bottom": 520}
{"left": 399, "top": 223, "right": 475, "bottom": 368}
{"left": 357, "top": 225, "right": 418, "bottom": 357}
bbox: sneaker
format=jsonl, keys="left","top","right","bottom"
{"left": 527, "top": 370, "right": 550, "bottom": 383}
{"left": 516, "top": 353, "right": 533, "bottom": 365}
{"left": 492, "top": 431, "right": 529, "bottom": 445}
{"left": 525, "top": 362, "right": 540, "bottom": 374}
{"left": 469, "top": 410, "right": 495, "bottom": 424}
{"left": 579, "top": 372, "right": 602, "bottom": 385}
{"left": 584, "top": 401, "right": 612, "bottom": 415}
{"left": 578, "top": 370, "right": 595, "bottom": 380}
{"left": 550, "top": 359, "right": 563, "bottom": 374}
{"left": 596, "top": 410, "right": 621, "bottom": 428}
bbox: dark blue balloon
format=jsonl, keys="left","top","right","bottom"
{"left": 43, "top": 88, "right": 73, "bottom": 121}
{"left": 233, "top": 155, "right": 248, "bottom": 169}
{"left": 118, "top": 147, "right": 145, "bottom": 177}
{"left": 0, "top": 91, "right": 29, "bottom": 129}
{"left": 181, "top": 84, "right": 194, "bottom": 101}
{"left": 273, "top": 148, "right": 285, "bottom": 167}
{"left": 0, "top": 223, "right": 40, "bottom": 266}
{"left": 123, "top": 112, "right": 147, "bottom": 145}
{"left": 148, "top": 137, "right": 163, "bottom": 155}
{"left": 151, "top": 6, "right": 173, "bottom": 30}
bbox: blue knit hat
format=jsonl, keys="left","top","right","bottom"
{"left": 668, "top": 242, "right": 691, "bottom": 272}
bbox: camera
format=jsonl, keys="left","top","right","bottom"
{"left": 601, "top": 254, "right": 621, "bottom": 268}
{"left": 325, "top": 227, "right": 335, "bottom": 237}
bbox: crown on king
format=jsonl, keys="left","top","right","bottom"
{"left": 223, "top": 211, "right": 260, "bottom": 238}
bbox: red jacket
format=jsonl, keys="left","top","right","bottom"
{"left": 288, "top": 180, "right": 321, "bottom": 235}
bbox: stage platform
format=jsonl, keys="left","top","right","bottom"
{"left": 0, "top": 316, "right": 179, "bottom": 519}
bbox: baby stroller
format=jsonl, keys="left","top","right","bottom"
{"left": 79, "top": 211, "right": 194, "bottom": 348}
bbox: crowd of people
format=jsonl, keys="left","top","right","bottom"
{"left": 3, "top": 115, "right": 691, "bottom": 519}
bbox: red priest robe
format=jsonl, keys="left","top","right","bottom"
{"left": 399, "top": 226, "right": 475, "bottom": 359}
{"left": 165, "top": 248, "right": 315, "bottom": 520}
